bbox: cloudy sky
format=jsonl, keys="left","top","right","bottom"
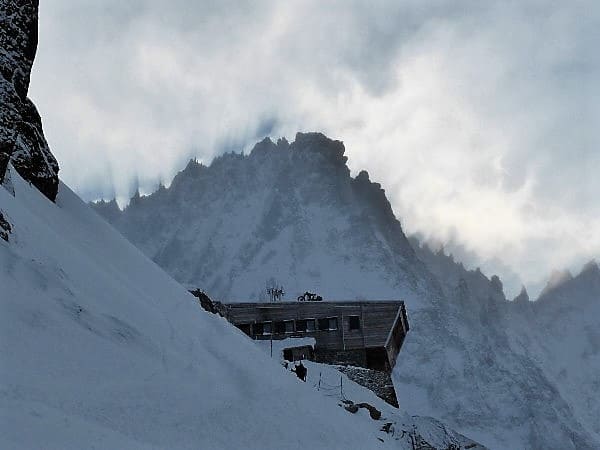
{"left": 29, "top": 0, "right": 599, "bottom": 297}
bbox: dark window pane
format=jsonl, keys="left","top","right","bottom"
{"left": 296, "top": 320, "right": 307, "bottom": 332}
{"left": 328, "top": 317, "right": 338, "bottom": 330}
{"left": 274, "top": 321, "right": 286, "bottom": 334}
{"left": 263, "top": 322, "right": 272, "bottom": 335}
{"left": 306, "top": 319, "right": 316, "bottom": 332}
{"left": 318, "top": 318, "right": 329, "bottom": 330}
{"left": 254, "top": 323, "right": 263, "bottom": 335}
{"left": 348, "top": 316, "right": 360, "bottom": 330}
{"left": 237, "top": 323, "right": 252, "bottom": 336}
{"left": 285, "top": 320, "right": 294, "bottom": 333}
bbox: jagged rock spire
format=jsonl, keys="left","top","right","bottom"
{"left": 513, "top": 285, "right": 530, "bottom": 303}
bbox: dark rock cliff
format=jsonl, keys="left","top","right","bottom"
{"left": 0, "top": 0, "right": 59, "bottom": 201}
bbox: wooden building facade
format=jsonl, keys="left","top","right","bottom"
{"left": 219, "top": 300, "right": 409, "bottom": 373}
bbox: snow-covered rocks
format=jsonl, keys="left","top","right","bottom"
{"left": 0, "top": 0, "right": 59, "bottom": 201}
{"left": 92, "top": 132, "right": 428, "bottom": 303}
{"left": 0, "top": 209, "right": 10, "bottom": 241}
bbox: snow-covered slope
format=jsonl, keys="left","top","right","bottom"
{"left": 506, "top": 261, "right": 600, "bottom": 446}
{"left": 1, "top": 168, "right": 422, "bottom": 449}
{"left": 254, "top": 337, "right": 485, "bottom": 449}
{"left": 408, "top": 241, "right": 599, "bottom": 449}
{"left": 93, "top": 137, "right": 600, "bottom": 449}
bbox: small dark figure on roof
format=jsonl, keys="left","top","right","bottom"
{"left": 292, "top": 361, "right": 307, "bottom": 382}
{"left": 297, "top": 291, "right": 323, "bottom": 302}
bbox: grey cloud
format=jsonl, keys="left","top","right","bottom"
{"left": 29, "top": 0, "right": 599, "bottom": 294}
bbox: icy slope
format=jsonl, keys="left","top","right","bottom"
{"left": 0, "top": 169, "right": 398, "bottom": 449}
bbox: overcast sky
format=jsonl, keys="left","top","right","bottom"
{"left": 29, "top": 0, "right": 599, "bottom": 297}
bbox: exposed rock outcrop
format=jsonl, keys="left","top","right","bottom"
{"left": 0, "top": 0, "right": 59, "bottom": 201}
{"left": 0, "top": 210, "right": 11, "bottom": 241}
{"left": 512, "top": 285, "right": 529, "bottom": 303}
{"left": 91, "top": 132, "right": 428, "bottom": 302}
{"left": 538, "top": 269, "right": 573, "bottom": 298}
{"left": 337, "top": 365, "right": 399, "bottom": 407}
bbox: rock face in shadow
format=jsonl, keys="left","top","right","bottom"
{"left": 0, "top": 0, "right": 59, "bottom": 201}
{"left": 0, "top": 210, "right": 11, "bottom": 241}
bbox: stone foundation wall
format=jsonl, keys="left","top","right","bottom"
{"left": 336, "top": 365, "right": 399, "bottom": 407}
{"left": 314, "top": 348, "right": 367, "bottom": 367}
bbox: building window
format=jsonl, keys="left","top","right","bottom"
{"left": 296, "top": 319, "right": 307, "bottom": 332}
{"left": 284, "top": 320, "right": 294, "bottom": 333}
{"left": 328, "top": 317, "right": 338, "bottom": 330}
{"left": 274, "top": 321, "right": 286, "bottom": 334}
{"left": 318, "top": 317, "right": 338, "bottom": 331}
{"left": 348, "top": 316, "right": 361, "bottom": 331}
{"left": 255, "top": 322, "right": 272, "bottom": 335}
{"left": 318, "top": 318, "right": 329, "bottom": 330}
{"left": 296, "top": 319, "right": 316, "bottom": 332}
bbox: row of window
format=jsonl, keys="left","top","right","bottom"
{"left": 244, "top": 315, "right": 361, "bottom": 336}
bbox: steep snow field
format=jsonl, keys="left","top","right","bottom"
{"left": 0, "top": 169, "right": 397, "bottom": 449}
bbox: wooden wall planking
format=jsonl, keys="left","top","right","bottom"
{"left": 222, "top": 301, "right": 407, "bottom": 363}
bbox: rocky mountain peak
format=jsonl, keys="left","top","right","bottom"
{"left": 513, "top": 285, "right": 530, "bottom": 303}
{"left": 536, "top": 261, "right": 600, "bottom": 305}
{"left": 290, "top": 132, "right": 348, "bottom": 167}
{"left": 580, "top": 259, "right": 599, "bottom": 278}
{"left": 91, "top": 132, "right": 425, "bottom": 301}
{"left": 91, "top": 198, "right": 121, "bottom": 223}
{"left": 249, "top": 136, "right": 279, "bottom": 155}
{"left": 539, "top": 269, "right": 574, "bottom": 298}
